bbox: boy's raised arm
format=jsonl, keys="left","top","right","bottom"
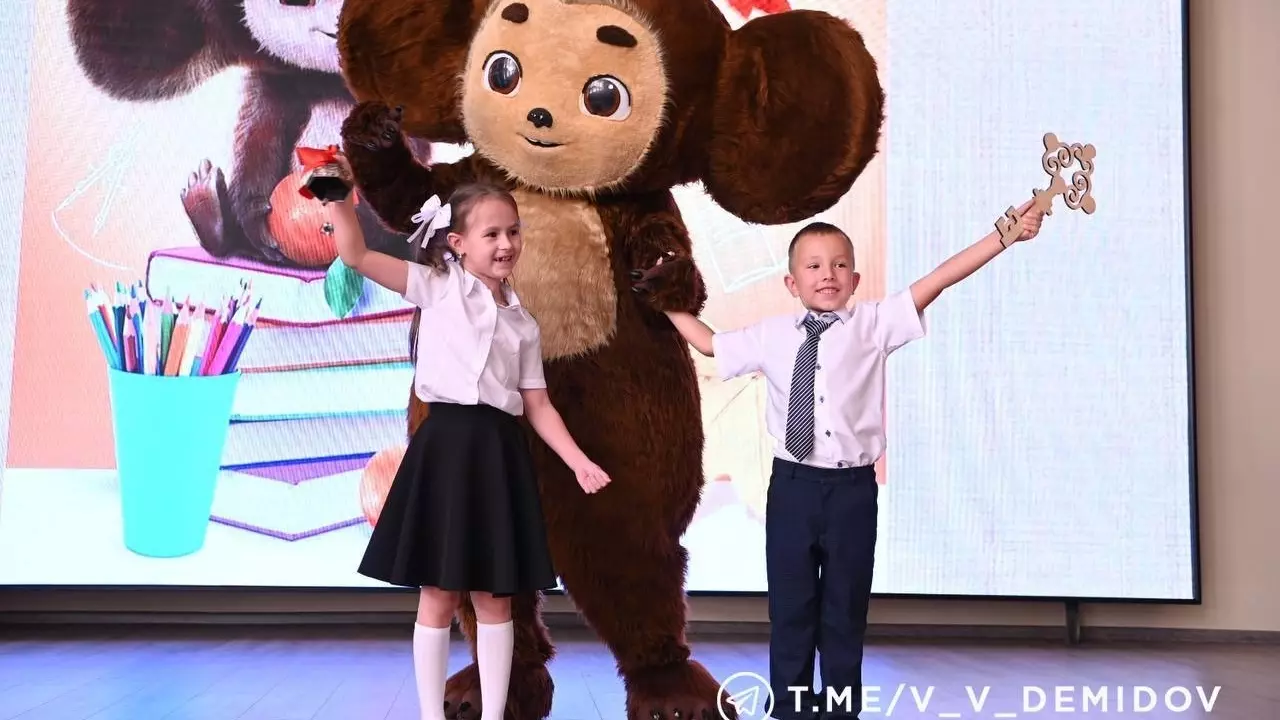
{"left": 666, "top": 311, "right": 716, "bottom": 356}
{"left": 909, "top": 199, "right": 1045, "bottom": 314}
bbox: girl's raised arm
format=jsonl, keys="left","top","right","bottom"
{"left": 328, "top": 190, "right": 409, "bottom": 297}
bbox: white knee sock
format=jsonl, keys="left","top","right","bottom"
{"left": 476, "top": 620, "right": 514, "bottom": 720}
{"left": 413, "top": 623, "right": 451, "bottom": 720}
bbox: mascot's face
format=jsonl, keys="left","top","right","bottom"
{"left": 244, "top": 0, "right": 345, "bottom": 74}
{"left": 461, "top": 0, "right": 669, "bottom": 193}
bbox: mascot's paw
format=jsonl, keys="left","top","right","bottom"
{"left": 444, "top": 660, "right": 553, "bottom": 720}
{"left": 442, "top": 664, "right": 483, "bottom": 720}
{"left": 182, "top": 159, "right": 235, "bottom": 257}
{"left": 630, "top": 251, "right": 702, "bottom": 313}
{"left": 341, "top": 101, "right": 407, "bottom": 153}
{"left": 626, "top": 659, "right": 735, "bottom": 720}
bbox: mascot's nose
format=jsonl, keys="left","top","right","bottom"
{"left": 527, "top": 108, "right": 553, "bottom": 129}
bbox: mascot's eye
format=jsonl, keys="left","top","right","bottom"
{"left": 482, "top": 52, "right": 522, "bottom": 96}
{"left": 580, "top": 76, "right": 631, "bottom": 121}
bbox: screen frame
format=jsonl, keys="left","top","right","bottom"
{"left": 1, "top": 0, "right": 1200, "bottom": 605}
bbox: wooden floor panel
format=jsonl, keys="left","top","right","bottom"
{"left": 0, "top": 625, "right": 1276, "bottom": 719}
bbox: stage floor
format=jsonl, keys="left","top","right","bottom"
{"left": 0, "top": 625, "right": 1276, "bottom": 719}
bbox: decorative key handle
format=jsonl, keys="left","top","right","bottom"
{"left": 996, "top": 133, "right": 1097, "bottom": 248}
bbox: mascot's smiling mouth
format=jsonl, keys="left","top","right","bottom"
{"left": 522, "top": 135, "right": 564, "bottom": 148}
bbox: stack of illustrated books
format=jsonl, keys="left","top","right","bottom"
{"left": 145, "top": 246, "right": 417, "bottom": 540}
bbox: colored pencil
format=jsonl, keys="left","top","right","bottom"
{"left": 179, "top": 305, "right": 207, "bottom": 376}
{"left": 139, "top": 303, "right": 151, "bottom": 374}
{"left": 122, "top": 320, "right": 137, "bottom": 373}
{"left": 112, "top": 295, "right": 126, "bottom": 368}
{"left": 85, "top": 291, "right": 120, "bottom": 370}
{"left": 205, "top": 304, "right": 246, "bottom": 376}
{"left": 89, "top": 285, "right": 114, "bottom": 345}
{"left": 160, "top": 297, "right": 175, "bottom": 369}
{"left": 164, "top": 304, "right": 192, "bottom": 376}
{"left": 145, "top": 301, "right": 163, "bottom": 374}
{"left": 198, "top": 302, "right": 228, "bottom": 375}
{"left": 84, "top": 280, "right": 260, "bottom": 375}
{"left": 127, "top": 297, "right": 142, "bottom": 348}
{"left": 224, "top": 301, "right": 261, "bottom": 373}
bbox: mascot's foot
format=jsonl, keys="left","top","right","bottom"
{"left": 181, "top": 158, "right": 287, "bottom": 263}
{"left": 626, "top": 659, "right": 734, "bottom": 720}
{"left": 181, "top": 159, "right": 236, "bottom": 258}
{"left": 443, "top": 660, "right": 553, "bottom": 720}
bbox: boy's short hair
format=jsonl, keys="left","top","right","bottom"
{"left": 787, "top": 221, "right": 855, "bottom": 269}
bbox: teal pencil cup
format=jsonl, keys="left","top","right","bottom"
{"left": 107, "top": 369, "right": 241, "bottom": 558}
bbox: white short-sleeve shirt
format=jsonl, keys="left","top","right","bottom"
{"left": 710, "top": 289, "right": 926, "bottom": 469}
{"left": 403, "top": 261, "right": 545, "bottom": 416}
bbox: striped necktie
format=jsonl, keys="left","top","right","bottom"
{"left": 784, "top": 312, "right": 838, "bottom": 461}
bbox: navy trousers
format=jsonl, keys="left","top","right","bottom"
{"left": 766, "top": 457, "right": 878, "bottom": 720}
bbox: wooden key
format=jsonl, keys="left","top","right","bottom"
{"left": 996, "top": 132, "right": 1097, "bottom": 247}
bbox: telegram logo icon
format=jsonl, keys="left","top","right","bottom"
{"left": 718, "top": 671, "right": 775, "bottom": 719}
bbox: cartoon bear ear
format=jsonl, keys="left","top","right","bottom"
{"left": 704, "top": 11, "right": 885, "bottom": 225}
{"left": 338, "top": 0, "right": 491, "bottom": 143}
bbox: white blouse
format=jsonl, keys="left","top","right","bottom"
{"left": 403, "top": 261, "right": 546, "bottom": 416}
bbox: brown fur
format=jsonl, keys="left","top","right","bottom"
{"left": 507, "top": 189, "right": 617, "bottom": 358}
{"left": 338, "top": 0, "right": 884, "bottom": 717}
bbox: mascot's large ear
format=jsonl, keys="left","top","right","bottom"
{"left": 704, "top": 11, "right": 885, "bottom": 225}
{"left": 338, "top": 0, "right": 491, "bottom": 143}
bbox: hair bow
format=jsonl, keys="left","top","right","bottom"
{"left": 406, "top": 194, "right": 453, "bottom": 249}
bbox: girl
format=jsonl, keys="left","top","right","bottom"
{"left": 326, "top": 162, "right": 611, "bottom": 720}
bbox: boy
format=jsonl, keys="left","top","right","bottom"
{"left": 660, "top": 201, "right": 1044, "bottom": 719}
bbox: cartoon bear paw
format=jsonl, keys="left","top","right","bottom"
{"left": 630, "top": 251, "right": 703, "bottom": 313}
{"left": 625, "top": 659, "right": 735, "bottom": 720}
{"left": 341, "top": 101, "right": 408, "bottom": 154}
{"left": 181, "top": 159, "right": 236, "bottom": 257}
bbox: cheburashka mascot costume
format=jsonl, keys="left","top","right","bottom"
{"left": 334, "top": 0, "right": 885, "bottom": 717}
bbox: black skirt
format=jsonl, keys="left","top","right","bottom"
{"left": 358, "top": 401, "right": 558, "bottom": 596}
